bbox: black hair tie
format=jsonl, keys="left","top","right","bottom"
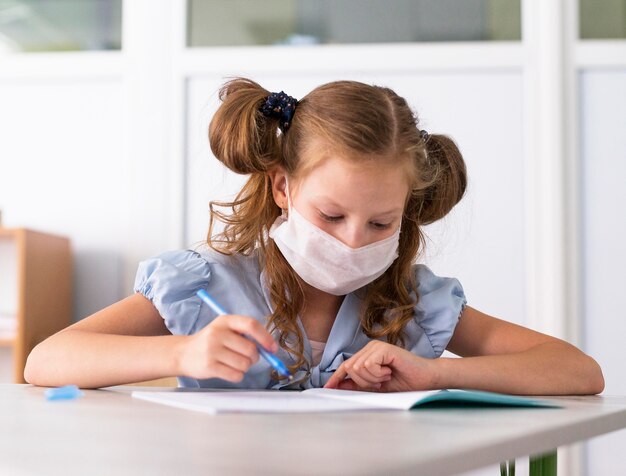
{"left": 420, "top": 129, "right": 430, "bottom": 142}
{"left": 260, "top": 91, "right": 299, "bottom": 133}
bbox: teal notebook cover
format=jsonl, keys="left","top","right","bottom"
{"left": 411, "top": 390, "right": 562, "bottom": 409}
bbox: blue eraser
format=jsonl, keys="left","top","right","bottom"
{"left": 44, "top": 384, "right": 84, "bottom": 401}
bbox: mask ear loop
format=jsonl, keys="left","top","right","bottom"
{"left": 282, "top": 176, "right": 293, "bottom": 218}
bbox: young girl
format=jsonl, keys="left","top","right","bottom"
{"left": 25, "top": 78, "right": 604, "bottom": 395}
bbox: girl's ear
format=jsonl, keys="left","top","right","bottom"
{"left": 268, "top": 166, "right": 288, "bottom": 209}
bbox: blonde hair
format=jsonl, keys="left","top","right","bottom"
{"left": 207, "top": 78, "right": 467, "bottom": 375}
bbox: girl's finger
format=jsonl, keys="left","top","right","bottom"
{"left": 350, "top": 347, "right": 392, "bottom": 380}
{"left": 336, "top": 378, "right": 360, "bottom": 391}
{"left": 221, "top": 332, "right": 259, "bottom": 362}
{"left": 338, "top": 378, "right": 381, "bottom": 392}
{"left": 343, "top": 367, "right": 380, "bottom": 389}
{"left": 347, "top": 353, "right": 386, "bottom": 384}
{"left": 366, "top": 345, "right": 396, "bottom": 376}
{"left": 211, "top": 361, "right": 245, "bottom": 382}
{"left": 325, "top": 363, "right": 349, "bottom": 388}
{"left": 216, "top": 347, "right": 253, "bottom": 373}
{"left": 363, "top": 355, "right": 392, "bottom": 378}
{"left": 226, "top": 315, "right": 278, "bottom": 353}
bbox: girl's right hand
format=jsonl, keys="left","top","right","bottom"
{"left": 175, "top": 314, "right": 279, "bottom": 382}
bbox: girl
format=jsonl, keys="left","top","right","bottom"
{"left": 25, "top": 78, "right": 604, "bottom": 394}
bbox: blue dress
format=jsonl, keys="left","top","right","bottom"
{"left": 134, "top": 249, "right": 467, "bottom": 389}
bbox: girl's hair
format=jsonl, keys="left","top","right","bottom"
{"left": 208, "top": 77, "right": 466, "bottom": 375}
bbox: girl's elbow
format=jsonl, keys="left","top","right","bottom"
{"left": 23, "top": 346, "right": 41, "bottom": 385}
{"left": 590, "top": 363, "right": 605, "bottom": 395}
{"left": 23, "top": 343, "right": 49, "bottom": 386}
{"left": 582, "top": 356, "right": 605, "bottom": 395}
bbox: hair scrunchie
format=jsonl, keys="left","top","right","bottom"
{"left": 260, "top": 91, "right": 299, "bottom": 133}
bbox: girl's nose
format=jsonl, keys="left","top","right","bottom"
{"left": 340, "top": 224, "right": 368, "bottom": 249}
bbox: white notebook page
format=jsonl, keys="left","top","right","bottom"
{"left": 131, "top": 388, "right": 441, "bottom": 414}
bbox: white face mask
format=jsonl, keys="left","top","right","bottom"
{"left": 268, "top": 179, "right": 401, "bottom": 296}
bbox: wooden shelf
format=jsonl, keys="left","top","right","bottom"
{"left": 0, "top": 228, "right": 72, "bottom": 383}
{"left": 0, "top": 338, "right": 15, "bottom": 347}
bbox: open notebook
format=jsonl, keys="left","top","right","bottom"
{"left": 131, "top": 388, "right": 561, "bottom": 414}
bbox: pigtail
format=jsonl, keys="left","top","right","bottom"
{"left": 207, "top": 77, "right": 309, "bottom": 377}
{"left": 361, "top": 134, "right": 466, "bottom": 346}
{"left": 411, "top": 134, "right": 467, "bottom": 226}
{"left": 207, "top": 78, "right": 284, "bottom": 255}
{"left": 209, "top": 77, "right": 282, "bottom": 174}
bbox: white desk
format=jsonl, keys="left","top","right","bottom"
{"left": 1, "top": 384, "right": 626, "bottom": 476}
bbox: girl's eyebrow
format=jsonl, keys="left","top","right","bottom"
{"left": 316, "top": 197, "right": 403, "bottom": 216}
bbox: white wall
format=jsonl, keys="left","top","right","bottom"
{"left": 579, "top": 69, "right": 626, "bottom": 475}
{"left": 0, "top": 78, "right": 128, "bottom": 321}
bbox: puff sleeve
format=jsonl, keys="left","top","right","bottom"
{"left": 411, "top": 265, "right": 467, "bottom": 358}
{"left": 133, "top": 250, "right": 211, "bottom": 336}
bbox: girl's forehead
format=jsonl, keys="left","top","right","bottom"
{"left": 295, "top": 137, "right": 408, "bottom": 175}
{"left": 299, "top": 152, "right": 409, "bottom": 184}
{"left": 294, "top": 155, "right": 411, "bottom": 209}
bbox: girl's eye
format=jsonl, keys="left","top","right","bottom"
{"left": 319, "top": 212, "right": 343, "bottom": 222}
{"left": 371, "top": 222, "right": 391, "bottom": 230}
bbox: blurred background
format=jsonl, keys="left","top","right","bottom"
{"left": 0, "top": 1, "right": 624, "bottom": 474}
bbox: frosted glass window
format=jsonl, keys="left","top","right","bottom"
{"left": 580, "top": 0, "right": 626, "bottom": 39}
{"left": 0, "top": 0, "right": 122, "bottom": 53}
{"left": 187, "top": 0, "right": 521, "bottom": 47}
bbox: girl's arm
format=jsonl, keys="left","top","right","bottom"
{"left": 438, "top": 306, "right": 605, "bottom": 395}
{"left": 325, "top": 306, "right": 605, "bottom": 395}
{"left": 24, "top": 294, "right": 184, "bottom": 388}
{"left": 24, "top": 293, "right": 277, "bottom": 389}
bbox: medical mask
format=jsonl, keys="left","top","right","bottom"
{"left": 268, "top": 180, "right": 401, "bottom": 295}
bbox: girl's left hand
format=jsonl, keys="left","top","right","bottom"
{"left": 323, "top": 341, "right": 440, "bottom": 392}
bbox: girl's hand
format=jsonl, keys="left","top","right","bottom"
{"left": 323, "top": 341, "right": 440, "bottom": 392}
{"left": 175, "top": 314, "right": 278, "bottom": 382}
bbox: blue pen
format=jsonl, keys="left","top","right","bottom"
{"left": 196, "top": 289, "right": 293, "bottom": 381}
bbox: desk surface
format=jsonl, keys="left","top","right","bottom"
{"left": 2, "top": 385, "right": 626, "bottom": 476}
